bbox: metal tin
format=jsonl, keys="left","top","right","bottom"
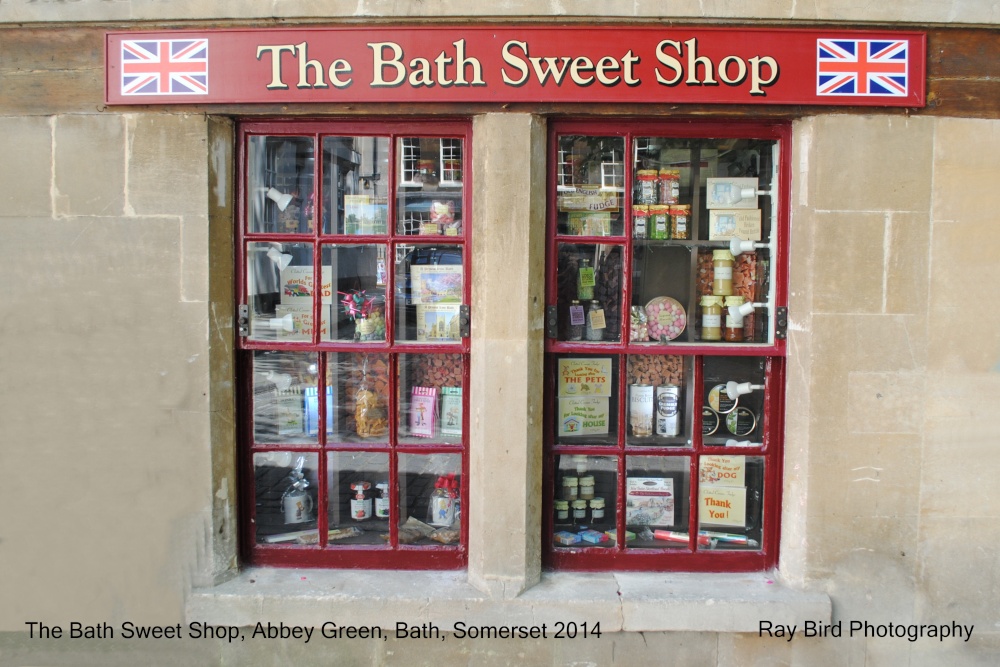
{"left": 629, "top": 383, "right": 654, "bottom": 437}
{"left": 725, "top": 406, "right": 757, "bottom": 436}
{"left": 707, "top": 383, "right": 738, "bottom": 414}
{"left": 702, "top": 406, "right": 720, "bottom": 435}
{"left": 655, "top": 384, "right": 681, "bottom": 436}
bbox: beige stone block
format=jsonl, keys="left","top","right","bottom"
{"left": 607, "top": 631, "right": 718, "bottom": 664}
{"left": 846, "top": 371, "right": 924, "bottom": 435}
{"left": 54, "top": 115, "right": 126, "bottom": 217}
{"left": 717, "top": 632, "right": 793, "bottom": 666}
{"left": 811, "top": 211, "right": 884, "bottom": 314}
{"left": 0, "top": 117, "right": 52, "bottom": 217}
{"left": 808, "top": 116, "right": 933, "bottom": 213}
{"left": 921, "top": 378, "right": 1000, "bottom": 519}
{"left": 927, "top": 221, "right": 1000, "bottom": 373}
{"left": 182, "top": 214, "right": 210, "bottom": 303}
{"left": 842, "top": 434, "right": 921, "bottom": 520}
{"left": 932, "top": 118, "right": 1000, "bottom": 225}
{"left": 917, "top": 517, "right": 1000, "bottom": 629}
{"left": 885, "top": 211, "right": 931, "bottom": 317}
{"left": 806, "top": 514, "right": 917, "bottom": 578}
{"left": 128, "top": 114, "right": 209, "bottom": 217}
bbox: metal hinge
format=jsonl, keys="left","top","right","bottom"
{"left": 459, "top": 304, "right": 471, "bottom": 338}
{"left": 545, "top": 305, "right": 558, "bottom": 339}
{"left": 774, "top": 306, "right": 788, "bottom": 340}
{"left": 237, "top": 304, "right": 249, "bottom": 337}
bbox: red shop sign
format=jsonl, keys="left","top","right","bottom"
{"left": 105, "top": 26, "right": 925, "bottom": 107}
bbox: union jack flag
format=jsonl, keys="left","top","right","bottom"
{"left": 816, "top": 39, "right": 908, "bottom": 97}
{"left": 121, "top": 39, "right": 209, "bottom": 96}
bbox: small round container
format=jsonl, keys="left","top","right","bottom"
{"left": 726, "top": 406, "right": 757, "bottom": 436}
{"left": 554, "top": 499, "right": 570, "bottom": 522}
{"left": 645, "top": 296, "right": 686, "bottom": 341}
{"left": 708, "top": 384, "right": 738, "bottom": 414}
{"left": 579, "top": 475, "right": 595, "bottom": 500}
{"left": 571, "top": 499, "right": 588, "bottom": 520}
{"left": 590, "top": 497, "right": 606, "bottom": 522}
{"left": 562, "top": 476, "right": 579, "bottom": 501}
{"left": 702, "top": 406, "right": 721, "bottom": 436}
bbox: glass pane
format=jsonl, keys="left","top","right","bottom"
{"left": 625, "top": 455, "right": 690, "bottom": 550}
{"left": 247, "top": 136, "right": 316, "bottom": 234}
{"left": 397, "top": 353, "right": 465, "bottom": 445}
{"left": 398, "top": 453, "right": 462, "bottom": 547}
{"left": 323, "top": 244, "right": 388, "bottom": 343}
{"left": 554, "top": 355, "right": 618, "bottom": 446}
{"left": 325, "top": 452, "right": 390, "bottom": 546}
{"left": 396, "top": 137, "right": 464, "bottom": 236}
{"left": 631, "top": 244, "right": 691, "bottom": 343}
{"left": 327, "top": 352, "right": 390, "bottom": 445}
{"left": 625, "top": 355, "right": 693, "bottom": 447}
{"left": 322, "top": 136, "right": 389, "bottom": 235}
{"left": 246, "top": 242, "right": 321, "bottom": 341}
{"left": 253, "top": 452, "right": 319, "bottom": 544}
{"left": 555, "top": 135, "right": 625, "bottom": 237}
{"left": 697, "top": 455, "right": 764, "bottom": 551}
{"left": 252, "top": 351, "right": 319, "bottom": 445}
{"left": 394, "top": 245, "right": 464, "bottom": 343}
{"left": 556, "top": 243, "right": 623, "bottom": 343}
{"left": 695, "top": 248, "right": 768, "bottom": 343}
{"left": 702, "top": 356, "right": 766, "bottom": 447}
{"left": 553, "top": 455, "right": 617, "bottom": 549}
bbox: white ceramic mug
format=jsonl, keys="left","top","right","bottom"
{"left": 282, "top": 490, "right": 313, "bottom": 524}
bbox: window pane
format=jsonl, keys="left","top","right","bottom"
{"left": 394, "top": 244, "right": 464, "bottom": 344}
{"left": 554, "top": 355, "right": 618, "bottom": 446}
{"left": 326, "top": 352, "right": 390, "bottom": 445}
{"left": 248, "top": 136, "right": 316, "bottom": 234}
{"left": 625, "top": 355, "right": 692, "bottom": 447}
{"left": 397, "top": 353, "right": 464, "bottom": 445}
{"left": 556, "top": 243, "right": 623, "bottom": 343}
{"left": 246, "top": 242, "right": 319, "bottom": 341}
{"left": 702, "top": 356, "right": 766, "bottom": 448}
{"left": 252, "top": 351, "right": 319, "bottom": 445}
{"left": 396, "top": 137, "right": 464, "bottom": 236}
{"left": 624, "top": 455, "right": 690, "bottom": 550}
{"left": 552, "top": 455, "right": 617, "bottom": 549}
{"left": 325, "top": 451, "right": 390, "bottom": 546}
{"left": 323, "top": 136, "right": 389, "bottom": 235}
{"left": 555, "top": 135, "right": 625, "bottom": 237}
{"left": 323, "top": 244, "right": 387, "bottom": 343}
{"left": 253, "top": 452, "right": 319, "bottom": 544}
{"left": 697, "top": 455, "right": 764, "bottom": 551}
{"left": 397, "top": 453, "right": 462, "bottom": 547}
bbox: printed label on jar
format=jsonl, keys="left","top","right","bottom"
{"left": 570, "top": 305, "right": 585, "bottom": 326}
{"left": 725, "top": 314, "right": 744, "bottom": 328}
{"left": 375, "top": 497, "right": 390, "bottom": 518}
{"left": 714, "top": 266, "right": 733, "bottom": 280}
{"left": 702, "top": 314, "right": 722, "bottom": 328}
{"left": 589, "top": 309, "right": 606, "bottom": 330}
{"left": 351, "top": 497, "right": 372, "bottom": 521}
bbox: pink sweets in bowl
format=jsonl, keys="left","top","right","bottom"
{"left": 644, "top": 296, "right": 686, "bottom": 341}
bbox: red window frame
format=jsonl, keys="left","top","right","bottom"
{"left": 544, "top": 119, "right": 790, "bottom": 572}
{"left": 236, "top": 119, "right": 472, "bottom": 569}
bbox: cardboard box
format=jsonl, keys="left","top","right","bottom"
{"left": 708, "top": 209, "right": 762, "bottom": 241}
{"left": 416, "top": 304, "right": 461, "bottom": 342}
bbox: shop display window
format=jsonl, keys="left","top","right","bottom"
{"left": 238, "top": 121, "right": 471, "bottom": 569}
{"left": 545, "top": 120, "right": 788, "bottom": 571}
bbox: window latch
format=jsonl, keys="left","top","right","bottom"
{"left": 238, "top": 304, "right": 249, "bottom": 337}
{"left": 545, "top": 305, "right": 558, "bottom": 339}
{"left": 459, "top": 304, "right": 471, "bottom": 338}
{"left": 774, "top": 306, "right": 788, "bottom": 340}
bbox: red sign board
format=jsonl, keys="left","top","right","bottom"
{"left": 106, "top": 27, "right": 925, "bottom": 107}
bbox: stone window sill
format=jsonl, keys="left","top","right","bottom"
{"left": 187, "top": 568, "right": 830, "bottom": 634}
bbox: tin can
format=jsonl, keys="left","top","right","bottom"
{"left": 655, "top": 384, "right": 681, "bottom": 437}
{"left": 629, "top": 383, "right": 654, "bottom": 437}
